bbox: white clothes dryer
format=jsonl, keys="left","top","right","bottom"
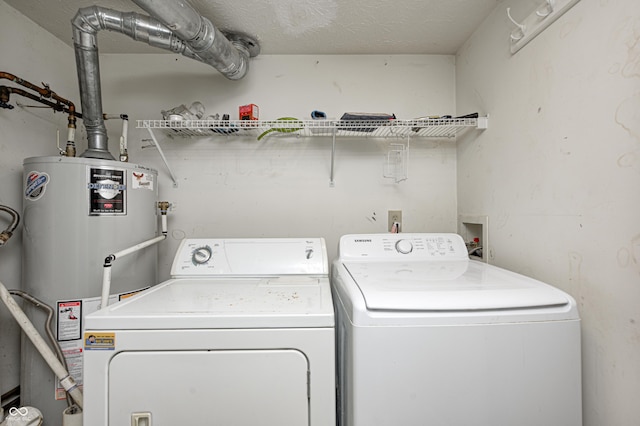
{"left": 83, "top": 238, "right": 335, "bottom": 426}
{"left": 331, "top": 233, "right": 581, "bottom": 426}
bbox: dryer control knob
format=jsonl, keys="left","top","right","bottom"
{"left": 395, "top": 239, "right": 413, "bottom": 254}
{"left": 192, "top": 246, "right": 212, "bottom": 265}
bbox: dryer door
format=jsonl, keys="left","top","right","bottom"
{"left": 108, "top": 349, "right": 309, "bottom": 425}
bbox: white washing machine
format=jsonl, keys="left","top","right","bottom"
{"left": 83, "top": 238, "right": 336, "bottom": 426}
{"left": 331, "top": 233, "right": 582, "bottom": 426}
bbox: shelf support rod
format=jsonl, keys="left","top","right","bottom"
{"left": 145, "top": 127, "right": 179, "bottom": 188}
{"left": 330, "top": 127, "right": 336, "bottom": 187}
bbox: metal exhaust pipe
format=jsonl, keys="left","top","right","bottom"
{"left": 131, "top": 0, "right": 259, "bottom": 80}
{"left": 72, "top": 4, "right": 259, "bottom": 159}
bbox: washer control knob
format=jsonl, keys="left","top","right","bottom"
{"left": 395, "top": 239, "right": 413, "bottom": 254}
{"left": 192, "top": 246, "right": 212, "bottom": 265}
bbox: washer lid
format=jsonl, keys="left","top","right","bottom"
{"left": 342, "top": 260, "right": 570, "bottom": 311}
{"left": 86, "top": 277, "right": 334, "bottom": 329}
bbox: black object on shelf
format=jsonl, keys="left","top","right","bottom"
{"left": 338, "top": 112, "right": 396, "bottom": 133}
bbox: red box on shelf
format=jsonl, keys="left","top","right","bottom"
{"left": 239, "top": 104, "right": 259, "bottom": 120}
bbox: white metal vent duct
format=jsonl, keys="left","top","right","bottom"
{"left": 72, "top": 2, "right": 259, "bottom": 160}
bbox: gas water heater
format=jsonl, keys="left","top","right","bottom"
{"left": 21, "top": 156, "right": 159, "bottom": 423}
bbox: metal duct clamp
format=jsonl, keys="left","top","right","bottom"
{"left": 222, "top": 31, "right": 261, "bottom": 59}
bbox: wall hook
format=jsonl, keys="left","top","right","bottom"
{"left": 508, "top": 0, "right": 582, "bottom": 54}
{"left": 506, "top": 8, "right": 525, "bottom": 41}
{"left": 536, "top": 0, "right": 555, "bottom": 17}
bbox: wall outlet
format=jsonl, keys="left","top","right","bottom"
{"left": 388, "top": 210, "right": 402, "bottom": 232}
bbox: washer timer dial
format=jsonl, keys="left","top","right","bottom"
{"left": 191, "top": 245, "right": 213, "bottom": 265}
{"left": 395, "top": 239, "right": 414, "bottom": 254}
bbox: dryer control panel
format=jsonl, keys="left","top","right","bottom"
{"left": 338, "top": 233, "right": 469, "bottom": 261}
{"left": 170, "top": 238, "right": 328, "bottom": 277}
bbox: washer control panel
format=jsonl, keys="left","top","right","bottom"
{"left": 170, "top": 238, "right": 328, "bottom": 277}
{"left": 339, "top": 233, "right": 469, "bottom": 260}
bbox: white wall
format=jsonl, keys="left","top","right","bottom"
{"left": 98, "top": 54, "right": 459, "bottom": 277}
{"left": 0, "top": 1, "right": 78, "bottom": 398}
{"left": 456, "top": 0, "right": 640, "bottom": 425}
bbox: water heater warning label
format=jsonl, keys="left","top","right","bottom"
{"left": 87, "top": 167, "right": 126, "bottom": 215}
{"left": 57, "top": 301, "right": 82, "bottom": 341}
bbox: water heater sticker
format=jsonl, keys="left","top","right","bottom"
{"left": 57, "top": 301, "right": 82, "bottom": 341}
{"left": 87, "top": 167, "right": 126, "bottom": 215}
{"left": 132, "top": 171, "right": 154, "bottom": 190}
{"left": 55, "top": 346, "right": 83, "bottom": 400}
{"left": 52, "top": 288, "right": 146, "bottom": 399}
{"left": 24, "top": 171, "right": 50, "bottom": 201}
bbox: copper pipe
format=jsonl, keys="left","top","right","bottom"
{"left": 1, "top": 86, "right": 70, "bottom": 113}
{"left": 0, "top": 72, "right": 76, "bottom": 113}
{"left": 1, "top": 72, "right": 78, "bottom": 156}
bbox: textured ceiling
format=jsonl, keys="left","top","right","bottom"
{"left": 4, "top": 0, "right": 503, "bottom": 55}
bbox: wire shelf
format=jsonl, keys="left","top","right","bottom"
{"left": 137, "top": 116, "right": 488, "bottom": 186}
{"left": 136, "top": 117, "right": 486, "bottom": 139}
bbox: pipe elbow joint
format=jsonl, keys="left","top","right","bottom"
{"left": 72, "top": 6, "right": 102, "bottom": 35}
{"left": 103, "top": 254, "right": 116, "bottom": 266}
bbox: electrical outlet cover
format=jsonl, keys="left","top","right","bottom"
{"left": 388, "top": 210, "right": 402, "bottom": 232}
